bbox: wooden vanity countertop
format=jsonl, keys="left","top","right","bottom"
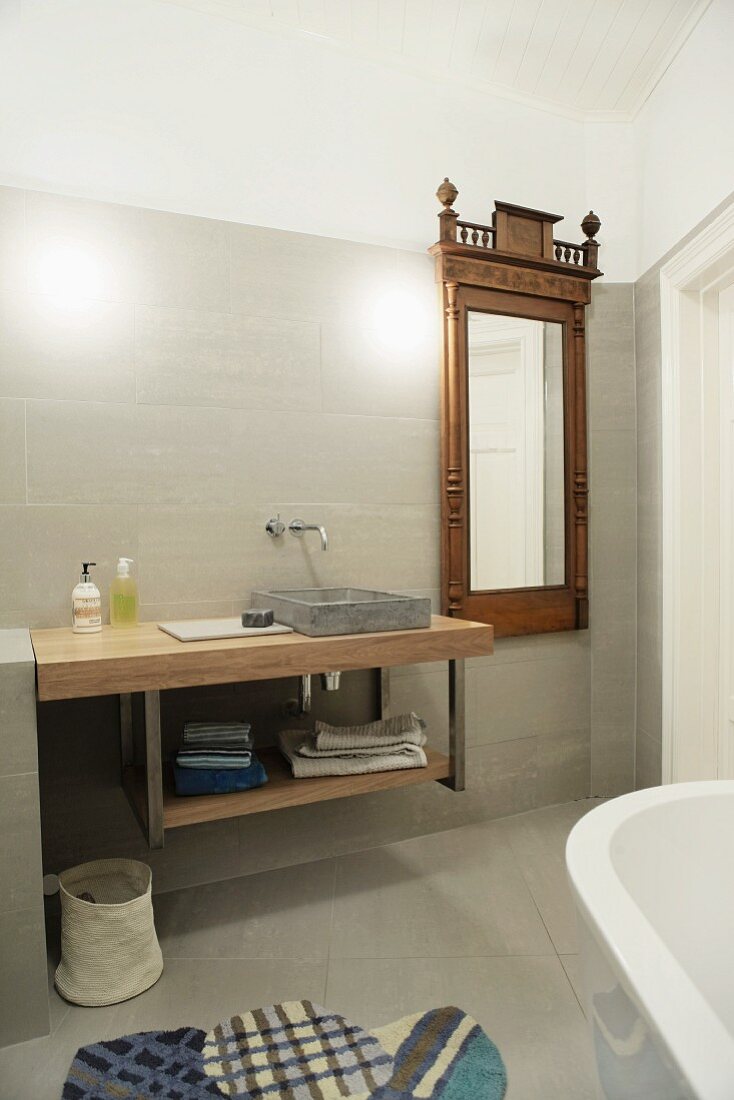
{"left": 30, "top": 615, "right": 493, "bottom": 701}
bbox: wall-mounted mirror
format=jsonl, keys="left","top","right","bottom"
{"left": 468, "top": 312, "right": 565, "bottom": 592}
{"left": 430, "top": 182, "right": 602, "bottom": 637}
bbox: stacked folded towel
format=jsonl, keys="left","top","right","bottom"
{"left": 173, "top": 721, "right": 268, "bottom": 797}
{"left": 278, "top": 713, "right": 428, "bottom": 778}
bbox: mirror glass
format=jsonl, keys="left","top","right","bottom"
{"left": 468, "top": 311, "right": 565, "bottom": 591}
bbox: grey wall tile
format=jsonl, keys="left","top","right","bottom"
{"left": 467, "top": 630, "right": 590, "bottom": 672}
{"left": 467, "top": 653, "right": 590, "bottom": 746}
{"left": 320, "top": 322, "right": 439, "bottom": 420}
{"left": 0, "top": 907, "right": 49, "bottom": 1046}
{"left": 589, "top": 429, "right": 636, "bottom": 582}
{"left": 230, "top": 223, "right": 397, "bottom": 324}
{"left": 26, "top": 400, "right": 241, "bottom": 506}
{"left": 0, "top": 504, "right": 138, "bottom": 622}
{"left": 537, "top": 729, "right": 590, "bottom": 805}
{"left": 0, "top": 659, "right": 38, "bottom": 778}
{"left": 587, "top": 283, "right": 637, "bottom": 797}
{"left": 26, "top": 400, "right": 139, "bottom": 504}
{"left": 25, "top": 190, "right": 140, "bottom": 303}
{"left": 135, "top": 403, "right": 240, "bottom": 505}
{"left": 592, "top": 726, "right": 635, "bottom": 796}
{"left": 234, "top": 412, "right": 439, "bottom": 506}
{"left": 0, "top": 290, "right": 134, "bottom": 403}
{"left": 137, "top": 505, "right": 253, "bottom": 604}
{"left": 0, "top": 627, "right": 34, "bottom": 665}
{"left": 140, "top": 600, "right": 235, "bottom": 623}
{"left": 587, "top": 283, "right": 636, "bottom": 432}
{"left": 0, "top": 399, "right": 25, "bottom": 504}
{"left": 0, "top": 187, "right": 24, "bottom": 293}
{"left": 635, "top": 728, "right": 662, "bottom": 790}
{"left": 637, "top": 651, "right": 662, "bottom": 739}
{"left": 590, "top": 577, "right": 635, "bottom": 795}
{"left": 135, "top": 305, "right": 321, "bottom": 412}
{"left": 138, "top": 502, "right": 439, "bottom": 604}
{"left": 134, "top": 209, "right": 229, "bottom": 312}
{"left": 635, "top": 266, "right": 663, "bottom": 759}
{"left": 0, "top": 772, "right": 44, "bottom": 913}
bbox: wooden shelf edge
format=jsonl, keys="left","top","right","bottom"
{"left": 124, "top": 746, "right": 451, "bottom": 830}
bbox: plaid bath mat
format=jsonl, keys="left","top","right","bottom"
{"left": 63, "top": 1001, "right": 507, "bottom": 1099}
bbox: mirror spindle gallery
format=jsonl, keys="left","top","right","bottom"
{"left": 430, "top": 179, "right": 602, "bottom": 638}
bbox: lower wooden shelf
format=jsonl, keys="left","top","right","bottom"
{"left": 123, "top": 745, "right": 451, "bottom": 830}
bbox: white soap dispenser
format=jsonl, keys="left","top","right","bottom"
{"left": 72, "top": 562, "right": 102, "bottom": 634}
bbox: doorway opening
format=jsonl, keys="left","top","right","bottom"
{"left": 661, "top": 201, "right": 734, "bottom": 781}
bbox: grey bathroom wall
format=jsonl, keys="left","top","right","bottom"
{"left": 0, "top": 630, "right": 49, "bottom": 1046}
{"left": 587, "top": 284, "right": 637, "bottom": 796}
{"left": 0, "top": 184, "right": 634, "bottom": 891}
{"left": 634, "top": 267, "right": 663, "bottom": 788}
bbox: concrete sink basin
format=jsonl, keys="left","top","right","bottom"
{"left": 251, "top": 587, "right": 432, "bottom": 637}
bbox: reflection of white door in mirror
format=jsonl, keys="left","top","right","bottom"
{"left": 468, "top": 314, "right": 543, "bottom": 590}
{"left": 468, "top": 313, "right": 564, "bottom": 592}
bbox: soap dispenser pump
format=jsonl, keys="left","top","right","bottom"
{"left": 72, "top": 562, "right": 102, "bottom": 634}
{"left": 110, "top": 557, "right": 139, "bottom": 628}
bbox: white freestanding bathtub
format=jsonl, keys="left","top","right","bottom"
{"left": 566, "top": 782, "right": 734, "bottom": 1099}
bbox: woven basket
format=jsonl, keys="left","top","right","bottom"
{"left": 55, "top": 859, "right": 163, "bottom": 1007}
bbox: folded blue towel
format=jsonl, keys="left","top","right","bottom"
{"left": 173, "top": 756, "right": 268, "bottom": 797}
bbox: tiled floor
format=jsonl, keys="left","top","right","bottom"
{"left": 0, "top": 798, "right": 602, "bottom": 1099}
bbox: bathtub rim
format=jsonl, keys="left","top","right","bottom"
{"left": 566, "top": 781, "right": 734, "bottom": 1100}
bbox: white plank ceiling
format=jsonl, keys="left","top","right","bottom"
{"left": 163, "top": 0, "right": 712, "bottom": 118}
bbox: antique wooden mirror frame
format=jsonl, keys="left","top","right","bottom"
{"left": 429, "top": 180, "right": 603, "bottom": 637}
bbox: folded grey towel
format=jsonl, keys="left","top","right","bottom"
{"left": 313, "top": 713, "right": 427, "bottom": 753}
{"left": 183, "top": 722, "right": 253, "bottom": 748}
{"left": 278, "top": 729, "right": 427, "bottom": 778}
{"left": 297, "top": 737, "right": 424, "bottom": 760}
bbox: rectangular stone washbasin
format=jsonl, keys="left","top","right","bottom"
{"left": 251, "top": 588, "right": 432, "bottom": 637}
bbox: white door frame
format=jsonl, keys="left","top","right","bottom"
{"left": 661, "top": 201, "right": 734, "bottom": 782}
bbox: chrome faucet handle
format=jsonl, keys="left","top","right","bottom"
{"left": 289, "top": 518, "right": 329, "bottom": 551}
{"left": 265, "top": 514, "right": 285, "bottom": 538}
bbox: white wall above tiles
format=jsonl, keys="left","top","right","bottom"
{"left": 0, "top": 0, "right": 727, "bottom": 280}
{"left": 0, "top": 0, "right": 638, "bottom": 279}
{"left": 634, "top": 0, "right": 734, "bottom": 275}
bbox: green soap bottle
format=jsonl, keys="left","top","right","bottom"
{"left": 110, "top": 557, "right": 139, "bottom": 628}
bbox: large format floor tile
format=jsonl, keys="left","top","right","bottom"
{"left": 325, "top": 955, "right": 596, "bottom": 1100}
{"left": 153, "top": 857, "right": 335, "bottom": 959}
{"left": 330, "top": 821, "right": 554, "bottom": 958}
{"left": 494, "top": 799, "right": 602, "bottom": 953}
{"left": 0, "top": 799, "right": 603, "bottom": 1100}
{"left": 560, "top": 953, "right": 586, "bottom": 1015}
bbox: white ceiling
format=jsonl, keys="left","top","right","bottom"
{"left": 163, "top": 0, "right": 712, "bottom": 119}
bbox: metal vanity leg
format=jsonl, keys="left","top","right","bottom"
{"left": 378, "top": 667, "right": 391, "bottom": 719}
{"left": 443, "top": 658, "right": 466, "bottom": 791}
{"left": 144, "top": 690, "right": 165, "bottom": 850}
{"left": 119, "top": 692, "right": 134, "bottom": 775}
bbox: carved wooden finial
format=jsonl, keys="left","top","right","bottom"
{"left": 581, "top": 211, "right": 601, "bottom": 270}
{"left": 581, "top": 210, "right": 601, "bottom": 240}
{"left": 436, "top": 178, "right": 459, "bottom": 242}
{"left": 436, "top": 177, "right": 458, "bottom": 210}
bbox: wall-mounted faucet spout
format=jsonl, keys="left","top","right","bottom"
{"left": 289, "top": 518, "right": 329, "bottom": 551}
